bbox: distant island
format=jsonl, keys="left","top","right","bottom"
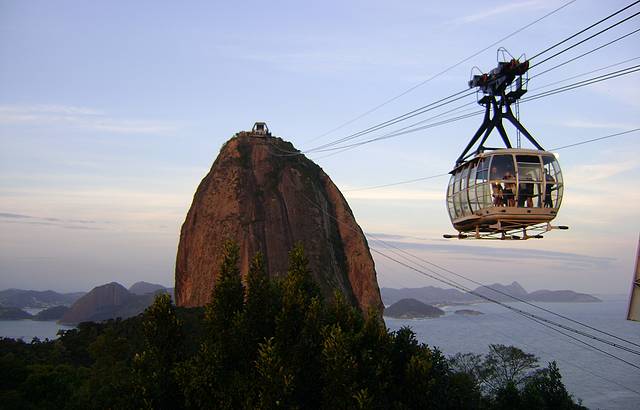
{"left": 0, "top": 281, "right": 173, "bottom": 324}
{"left": 384, "top": 298, "right": 445, "bottom": 319}
{"left": 0, "top": 307, "right": 33, "bottom": 320}
{"left": 381, "top": 281, "right": 601, "bottom": 306}
{"left": 0, "top": 289, "right": 85, "bottom": 309}
{"left": 455, "top": 309, "right": 483, "bottom": 316}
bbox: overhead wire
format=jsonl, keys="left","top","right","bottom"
{"left": 306, "top": 0, "right": 580, "bottom": 144}
{"left": 523, "top": 64, "right": 640, "bottom": 103}
{"left": 529, "top": 28, "right": 640, "bottom": 80}
{"left": 297, "top": 189, "right": 640, "bottom": 370}
{"left": 371, "top": 248, "right": 640, "bottom": 370}
{"left": 308, "top": 31, "right": 640, "bottom": 158}
{"left": 307, "top": 62, "right": 640, "bottom": 155}
{"left": 340, "top": 127, "right": 638, "bottom": 198}
{"left": 263, "top": 1, "right": 640, "bottom": 373}
{"left": 376, "top": 233, "right": 640, "bottom": 349}
{"left": 552, "top": 128, "right": 640, "bottom": 150}
{"left": 530, "top": 0, "right": 640, "bottom": 60}
{"left": 305, "top": 1, "right": 635, "bottom": 154}
{"left": 302, "top": 4, "right": 640, "bottom": 158}
{"left": 304, "top": 90, "right": 475, "bottom": 153}
{"left": 416, "top": 278, "right": 640, "bottom": 396}
{"left": 530, "top": 8, "right": 640, "bottom": 69}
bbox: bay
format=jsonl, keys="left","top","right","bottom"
{"left": 0, "top": 319, "right": 74, "bottom": 341}
{"left": 385, "top": 297, "right": 640, "bottom": 409}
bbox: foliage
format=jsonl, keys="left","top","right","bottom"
{"left": 0, "top": 242, "right": 584, "bottom": 410}
{"left": 450, "top": 347, "right": 585, "bottom": 409}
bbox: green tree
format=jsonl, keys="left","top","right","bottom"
{"left": 134, "top": 293, "right": 184, "bottom": 410}
{"left": 273, "top": 243, "right": 324, "bottom": 408}
{"left": 482, "top": 344, "right": 539, "bottom": 394}
{"left": 254, "top": 337, "right": 295, "bottom": 409}
{"left": 320, "top": 324, "right": 359, "bottom": 409}
{"left": 182, "top": 240, "right": 247, "bottom": 409}
{"left": 243, "top": 252, "right": 278, "bottom": 357}
{"left": 521, "top": 361, "right": 585, "bottom": 409}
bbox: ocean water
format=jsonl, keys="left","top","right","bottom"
{"left": 385, "top": 298, "right": 640, "bottom": 410}
{"left": 0, "top": 319, "right": 75, "bottom": 341}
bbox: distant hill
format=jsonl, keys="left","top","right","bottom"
{"left": 33, "top": 306, "right": 70, "bottom": 321}
{"left": 0, "top": 289, "right": 85, "bottom": 309}
{"left": 455, "top": 309, "right": 483, "bottom": 316}
{"left": 381, "top": 281, "right": 601, "bottom": 306}
{"left": 527, "top": 289, "right": 600, "bottom": 303}
{"left": 381, "top": 286, "right": 477, "bottom": 306}
{"left": 0, "top": 307, "right": 32, "bottom": 320}
{"left": 60, "top": 282, "right": 166, "bottom": 324}
{"left": 129, "top": 281, "right": 167, "bottom": 295}
{"left": 384, "top": 298, "right": 445, "bottom": 319}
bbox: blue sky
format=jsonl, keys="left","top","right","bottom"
{"left": 1, "top": 0, "right": 638, "bottom": 293}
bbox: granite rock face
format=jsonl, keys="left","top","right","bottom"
{"left": 175, "top": 133, "right": 382, "bottom": 315}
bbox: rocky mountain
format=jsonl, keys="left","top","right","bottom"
{"left": 175, "top": 132, "right": 382, "bottom": 314}
{"left": 527, "top": 289, "right": 600, "bottom": 303}
{"left": 60, "top": 282, "right": 162, "bottom": 324}
{"left": 473, "top": 281, "right": 529, "bottom": 301}
{"left": 129, "top": 281, "right": 167, "bottom": 295}
{"left": 0, "top": 289, "right": 85, "bottom": 309}
{"left": 381, "top": 286, "right": 476, "bottom": 306}
{"left": 0, "top": 307, "right": 32, "bottom": 320}
{"left": 384, "top": 298, "right": 445, "bottom": 319}
{"left": 33, "top": 306, "right": 70, "bottom": 321}
{"left": 381, "top": 281, "right": 601, "bottom": 306}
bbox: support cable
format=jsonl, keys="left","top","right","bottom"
{"left": 530, "top": 0, "right": 640, "bottom": 60}
{"left": 371, "top": 247, "right": 640, "bottom": 369}
{"left": 309, "top": 63, "right": 640, "bottom": 155}
{"left": 530, "top": 9, "right": 640, "bottom": 69}
{"left": 307, "top": 0, "right": 579, "bottom": 144}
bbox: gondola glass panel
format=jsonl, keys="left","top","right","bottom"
{"left": 542, "top": 155, "right": 563, "bottom": 209}
{"left": 489, "top": 155, "right": 516, "bottom": 207}
{"left": 468, "top": 162, "right": 478, "bottom": 212}
{"left": 516, "top": 155, "right": 542, "bottom": 208}
{"left": 453, "top": 171, "right": 462, "bottom": 218}
{"left": 475, "top": 157, "right": 491, "bottom": 210}
{"left": 447, "top": 175, "right": 456, "bottom": 219}
{"left": 460, "top": 166, "right": 471, "bottom": 216}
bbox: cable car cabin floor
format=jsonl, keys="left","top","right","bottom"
{"left": 452, "top": 206, "right": 558, "bottom": 232}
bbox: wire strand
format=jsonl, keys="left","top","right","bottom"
{"left": 305, "top": 0, "right": 579, "bottom": 144}
{"left": 530, "top": 0, "right": 640, "bottom": 60}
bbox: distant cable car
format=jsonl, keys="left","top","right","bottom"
{"left": 252, "top": 121, "right": 271, "bottom": 136}
{"left": 444, "top": 50, "right": 567, "bottom": 240}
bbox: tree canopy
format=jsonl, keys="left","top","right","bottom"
{"left": 0, "top": 242, "right": 584, "bottom": 409}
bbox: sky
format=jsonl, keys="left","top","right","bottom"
{"left": 0, "top": 0, "right": 638, "bottom": 294}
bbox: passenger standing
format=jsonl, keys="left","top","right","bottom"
{"left": 544, "top": 169, "right": 555, "bottom": 208}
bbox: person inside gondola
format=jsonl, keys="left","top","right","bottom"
{"left": 518, "top": 173, "right": 534, "bottom": 207}
{"left": 490, "top": 166, "right": 503, "bottom": 206}
{"left": 503, "top": 171, "right": 516, "bottom": 207}
{"left": 544, "top": 169, "right": 555, "bottom": 207}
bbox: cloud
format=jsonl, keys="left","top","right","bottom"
{"left": 345, "top": 189, "right": 443, "bottom": 202}
{"left": 0, "top": 104, "right": 177, "bottom": 135}
{"left": 564, "top": 160, "right": 637, "bottom": 183}
{"left": 451, "top": 1, "right": 545, "bottom": 24}
{"left": 364, "top": 233, "right": 614, "bottom": 269}
{"left": 0, "top": 212, "right": 102, "bottom": 230}
{"left": 561, "top": 120, "right": 640, "bottom": 130}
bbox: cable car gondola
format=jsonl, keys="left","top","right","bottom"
{"left": 445, "top": 50, "right": 567, "bottom": 240}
